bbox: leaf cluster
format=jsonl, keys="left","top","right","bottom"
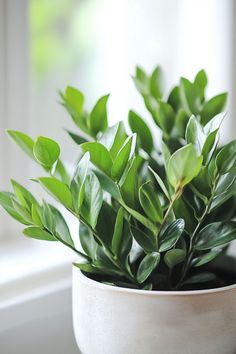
{"left": 1, "top": 66, "right": 236, "bottom": 291}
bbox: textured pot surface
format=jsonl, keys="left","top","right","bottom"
{"left": 73, "top": 267, "right": 236, "bottom": 354}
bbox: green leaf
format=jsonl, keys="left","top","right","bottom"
{"left": 94, "top": 170, "right": 121, "bottom": 201}
{"left": 167, "top": 144, "right": 203, "bottom": 189}
{"left": 210, "top": 179, "right": 236, "bottom": 211}
{"left": 33, "top": 136, "right": 60, "bottom": 168}
{"left": 204, "top": 112, "right": 226, "bottom": 134}
{"left": 99, "top": 122, "right": 127, "bottom": 159}
{"left": 183, "top": 272, "right": 216, "bottom": 285}
{"left": 11, "top": 180, "right": 39, "bottom": 210}
{"left": 6, "top": 130, "right": 35, "bottom": 160}
{"left": 185, "top": 115, "right": 205, "bottom": 154}
{"left": 215, "top": 140, "right": 236, "bottom": 175}
{"left": 159, "top": 219, "right": 185, "bottom": 252}
{"left": 148, "top": 166, "right": 170, "bottom": 199}
{"left": 167, "top": 86, "right": 180, "bottom": 112}
{"left": 112, "top": 208, "right": 132, "bottom": 260}
{"left": 149, "top": 66, "right": 163, "bottom": 99}
{"left": 130, "top": 225, "right": 155, "bottom": 253}
{"left": 192, "top": 250, "right": 222, "bottom": 267}
{"left": 201, "top": 93, "right": 227, "bottom": 125}
{"left": 79, "top": 222, "right": 97, "bottom": 260}
{"left": 139, "top": 182, "right": 163, "bottom": 223}
{"left": 179, "top": 78, "right": 199, "bottom": 115}
{"left": 81, "top": 142, "right": 112, "bottom": 176}
{"left": 11, "top": 199, "right": 32, "bottom": 224}
{"left": 193, "top": 69, "right": 208, "bottom": 101}
{"left": 173, "top": 197, "right": 197, "bottom": 233}
{"left": 73, "top": 262, "right": 105, "bottom": 275}
{"left": 120, "top": 156, "right": 139, "bottom": 209}
{"left": 89, "top": 94, "right": 109, "bottom": 135}
{"left": 155, "top": 101, "right": 175, "bottom": 134}
{"left": 0, "top": 192, "right": 32, "bottom": 225}
{"left": 137, "top": 252, "right": 160, "bottom": 283}
{"left": 31, "top": 204, "right": 43, "bottom": 227}
{"left": 195, "top": 222, "right": 236, "bottom": 250}
{"left": 71, "top": 152, "right": 90, "bottom": 211}
{"left": 161, "top": 141, "right": 171, "bottom": 171}
{"left": 133, "top": 66, "right": 149, "bottom": 95}
{"left": 111, "top": 135, "right": 135, "bottom": 181}
{"left": 38, "top": 177, "right": 73, "bottom": 209}
{"left": 164, "top": 249, "right": 186, "bottom": 269}
{"left": 61, "top": 87, "right": 87, "bottom": 131}
{"left": 111, "top": 207, "right": 124, "bottom": 255}
{"left": 201, "top": 130, "right": 219, "bottom": 163}
{"left": 49, "top": 205, "right": 74, "bottom": 246}
{"left": 96, "top": 203, "right": 116, "bottom": 247}
{"left": 80, "top": 172, "right": 103, "bottom": 229}
{"left": 66, "top": 130, "right": 88, "bottom": 145}
{"left": 23, "top": 226, "right": 56, "bottom": 241}
{"left": 128, "top": 110, "right": 153, "bottom": 154}
{"left": 53, "top": 159, "right": 70, "bottom": 185}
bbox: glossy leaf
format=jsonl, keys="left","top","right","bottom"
{"left": 80, "top": 172, "right": 103, "bottom": 229}
{"left": 111, "top": 207, "right": 124, "bottom": 255}
{"left": 71, "top": 152, "right": 90, "bottom": 211}
{"left": 33, "top": 136, "right": 60, "bottom": 168}
{"left": 89, "top": 94, "right": 109, "bottom": 135}
{"left": 194, "top": 69, "right": 208, "bottom": 101}
{"left": 0, "top": 192, "right": 31, "bottom": 225}
{"left": 139, "top": 182, "right": 163, "bottom": 223}
{"left": 148, "top": 166, "right": 170, "bottom": 199}
{"left": 185, "top": 115, "right": 205, "bottom": 154}
{"left": 7, "top": 130, "right": 35, "bottom": 160}
{"left": 137, "top": 252, "right": 160, "bottom": 283}
{"left": 128, "top": 110, "right": 153, "bottom": 154}
{"left": 164, "top": 249, "right": 186, "bottom": 269}
{"left": 81, "top": 142, "right": 112, "bottom": 176}
{"left": 130, "top": 225, "right": 155, "bottom": 253}
{"left": 149, "top": 66, "right": 163, "bottom": 99}
{"left": 159, "top": 219, "right": 185, "bottom": 252}
{"left": 167, "top": 144, "right": 203, "bottom": 188}
{"left": 183, "top": 272, "right": 216, "bottom": 285}
{"left": 192, "top": 250, "right": 222, "bottom": 267}
{"left": 201, "top": 93, "right": 227, "bottom": 124}
{"left": 79, "top": 222, "right": 97, "bottom": 260}
{"left": 120, "top": 156, "right": 139, "bottom": 209}
{"left": 215, "top": 140, "right": 236, "bottom": 175}
{"left": 179, "top": 78, "right": 199, "bottom": 115}
{"left": 23, "top": 226, "right": 56, "bottom": 241}
{"left": 195, "top": 222, "right": 236, "bottom": 250}
{"left": 100, "top": 122, "right": 127, "bottom": 159}
{"left": 38, "top": 177, "right": 73, "bottom": 209}
{"left": 111, "top": 135, "right": 134, "bottom": 180}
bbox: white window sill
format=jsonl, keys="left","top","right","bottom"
{"left": 0, "top": 236, "right": 76, "bottom": 309}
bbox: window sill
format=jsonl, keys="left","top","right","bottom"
{"left": 0, "top": 236, "right": 76, "bottom": 309}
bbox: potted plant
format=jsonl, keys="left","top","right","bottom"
{"left": 0, "top": 66, "right": 235, "bottom": 354}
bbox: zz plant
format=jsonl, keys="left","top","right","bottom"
{"left": 1, "top": 66, "right": 236, "bottom": 291}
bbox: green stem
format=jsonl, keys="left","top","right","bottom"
{"left": 45, "top": 227, "right": 91, "bottom": 262}
{"left": 175, "top": 176, "right": 219, "bottom": 289}
{"left": 158, "top": 188, "right": 182, "bottom": 239}
{"left": 70, "top": 209, "right": 138, "bottom": 286}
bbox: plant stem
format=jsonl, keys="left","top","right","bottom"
{"left": 175, "top": 176, "right": 219, "bottom": 289}
{"left": 158, "top": 188, "right": 182, "bottom": 238}
{"left": 70, "top": 210, "right": 139, "bottom": 286}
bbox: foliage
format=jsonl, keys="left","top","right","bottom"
{"left": 1, "top": 66, "right": 236, "bottom": 291}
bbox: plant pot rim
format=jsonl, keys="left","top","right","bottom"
{"left": 73, "top": 266, "right": 236, "bottom": 297}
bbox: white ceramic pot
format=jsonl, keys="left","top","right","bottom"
{"left": 73, "top": 267, "right": 236, "bottom": 354}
